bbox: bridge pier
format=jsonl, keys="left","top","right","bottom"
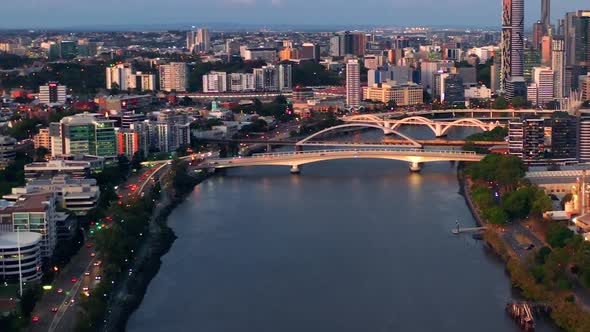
{"left": 290, "top": 165, "right": 301, "bottom": 174}
{"left": 409, "top": 162, "right": 422, "bottom": 172}
{"left": 295, "top": 145, "right": 303, "bottom": 152}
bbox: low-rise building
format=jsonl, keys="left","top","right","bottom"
{"left": 0, "top": 193, "right": 57, "bottom": 258}
{"left": 3, "top": 175, "right": 99, "bottom": 216}
{"left": 0, "top": 232, "right": 43, "bottom": 282}
{"left": 25, "top": 159, "right": 91, "bottom": 181}
{"left": 363, "top": 83, "right": 423, "bottom": 106}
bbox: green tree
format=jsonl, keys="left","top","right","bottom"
{"left": 34, "top": 146, "right": 50, "bottom": 162}
{"left": 546, "top": 223, "right": 574, "bottom": 248}
{"left": 472, "top": 186, "right": 495, "bottom": 210}
{"left": 511, "top": 96, "right": 527, "bottom": 109}
{"left": 493, "top": 96, "right": 508, "bottom": 110}
{"left": 483, "top": 207, "right": 509, "bottom": 225}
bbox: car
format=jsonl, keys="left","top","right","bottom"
{"left": 524, "top": 243, "right": 535, "bottom": 250}
{"left": 51, "top": 307, "right": 58, "bottom": 313}
{"left": 82, "top": 287, "right": 89, "bottom": 291}
{"left": 85, "top": 243, "right": 93, "bottom": 248}
{"left": 57, "top": 288, "right": 64, "bottom": 294}
{"left": 64, "top": 300, "right": 69, "bottom": 305}
{"left": 90, "top": 252, "right": 96, "bottom": 257}
{"left": 84, "top": 271, "right": 90, "bottom": 276}
{"left": 32, "top": 316, "right": 40, "bottom": 322}
{"left": 71, "top": 277, "right": 78, "bottom": 283}
{"left": 95, "top": 275, "right": 102, "bottom": 280}
{"left": 93, "top": 260, "right": 101, "bottom": 266}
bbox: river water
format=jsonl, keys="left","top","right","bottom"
{"left": 128, "top": 127, "right": 559, "bottom": 332}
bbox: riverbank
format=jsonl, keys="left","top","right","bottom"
{"left": 457, "top": 162, "right": 590, "bottom": 332}
{"left": 99, "top": 166, "right": 210, "bottom": 332}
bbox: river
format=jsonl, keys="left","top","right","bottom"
{"left": 127, "top": 127, "right": 559, "bottom": 332}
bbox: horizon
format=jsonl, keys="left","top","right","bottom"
{"left": 1, "top": 0, "right": 588, "bottom": 30}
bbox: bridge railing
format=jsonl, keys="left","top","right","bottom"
{"left": 244, "top": 148, "right": 477, "bottom": 159}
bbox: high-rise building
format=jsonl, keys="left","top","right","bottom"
{"left": 39, "top": 82, "right": 67, "bottom": 105}
{"left": 301, "top": 43, "right": 320, "bottom": 61}
{"left": 106, "top": 63, "right": 133, "bottom": 90}
{"left": 579, "top": 74, "right": 590, "bottom": 101}
{"left": 509, "top": 118, "right": 545, "bottom": 161}
{"left": 578, "top": 113, "right": 590, "bottom": 163}
{"left": 541, "top": 35, "right": 552, "bottom": 67}
{"left": 532, "top": 21, "right": 544, "bottom": 50}
{"left": 128, "top": 72, "right": 156, "bottom": 92}
{"left": 278, "top": 64, "right": 292, "bottom": 92}
{"left": 346, "top": 59, "right": 360, "bottom": 108}
{"left": 530, "top": 67, "right": 554, "bottom": 105}
{"left": 279, "top": 48, "right": 299, "bottom": 61}
{"left": 442, "top": 73, "right": 465, "bottom": 104}
{"left": 49, "top": 113, "right": 117, "bottom": 158}
{"left": 59, "top": 41, "right": 77, "bottom": 59}
{"left": 541, "top": 0, "right": 551, "bottom": 29}
{"left": 547, "top": 115, "right": 577, "bottom": 159}
{"left": 186, "top": 29, "right": 197, "bottom": 52}
{"left": 330, "top": 31, "right": 365, "bottom": 57}
{"left": 196, "top": 28, "right": 210, "bottom": 53}
{"left": 203, "top": 72, "right": 228, "bottom": 93}
{"left": 159, "top": 63, "right": 189, "bottom": 92}
{"left": 524, "top": 49, "right": 541, "bottom": 82}
{"left": 564, "top": 11, "right": 590, "bottom": 69}
{"left": 33, "top": 128, "right": 51, "bottom": 151}
{"left": 551, "top": 38, "right": 565, "bottom": 99}
{"left": 501, "top": 0, "right": 525, "bottom": 97}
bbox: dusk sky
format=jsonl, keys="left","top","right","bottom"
{"left": 3, "top": 0, "right": 589, "bottom": 29}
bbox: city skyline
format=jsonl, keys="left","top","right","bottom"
{"left": 1, "top": 0, "right": 589, "bottom": 29}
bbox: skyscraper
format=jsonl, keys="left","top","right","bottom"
{"left": 501, "top": 0, "right": 525, "bottom": 99}
{"left": 541, "top": 0, "right": 550, "bottom": 29}
{"left": 106, "top": 63, "right": 133, "bottom": 90}
{"left": 346, "top": 59, "right": 360, "bottom": 108}
{"left": 551, "top": 38, "right": 565, "bottom": 99}
{"left": 39, "top": 82, "right": 67, "bottom": 105}
{"left": 196, "top": 28, "right": 210, "bottom": 53}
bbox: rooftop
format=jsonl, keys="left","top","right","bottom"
{"left": 0, "top": 232, "right": 42, "bottom": 249}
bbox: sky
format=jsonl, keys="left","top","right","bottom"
{"left": 2, "top": 0, "right": 589, "bottom": 29}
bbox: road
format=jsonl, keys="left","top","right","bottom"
{"left": 28, "top": 164, "right": 169, "bottom": 332}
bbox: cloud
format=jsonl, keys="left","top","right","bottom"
{"left": 270, "top": 0, "right": 282, "bottom": 6}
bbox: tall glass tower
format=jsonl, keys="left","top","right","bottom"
{"left": 502, "top": 0, "right": 525, "bottom": 98}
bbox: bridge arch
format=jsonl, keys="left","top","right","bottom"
{"left": 439, "top": 118, "right": 493, "bottom": 136}
{"left": 295, "top": 123, "right": 422, "bottom": 147}
{"left": 342, "top": 114, "right": 385, "bottom": 122}
{"left": 389, "top": 116, "right": 438, "bottom": 135}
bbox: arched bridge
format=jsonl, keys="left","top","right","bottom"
{"left": 341, "top": 114, "right": 503, "bottom": 137}
{"left": 197, "top": 148, "right": 485, "bottom": 173}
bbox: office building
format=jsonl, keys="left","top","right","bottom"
{"left": 531, "top": 67, "right": 554, "bottom": 106}
{"left": 547, "top": 115, "right": 577, "bottom": 159}
{"left": 541, "top": 0, "right": 551, "bottom": 30}
{"left": 420, "top": 60, "right": 454, "bottom": 93}
{"left": 24, "top": 160, "right": 91, "bottom": 181}
{"left": 552, "top": 38, "right": 565, "bottom": 99}
{"left": 0, "top": 136, "right": 16, "bottom": 170}
{"left": 95, "top": 95, "right": 152, "bottom": 113}
{"left": 106, "top": 63, "right": 133, "bottom": 90}
{"left": 278, "top": 64, "right": 292, "bottom": 92}
{"left": 301, "top": 43, "right": 320, "bottom": 61}
{"left": 4, "top": 175, "right": 100, "bottom": 216}
{"left": 244, "top": 48, "right": 277, "bottom": 62}
{"left": 564, "top": 11, "right": 590, "bottom": 69}
{"left": 39, "top": 82, "right": 67, "bottom": 105}
{"left": 541, "top": 36, "right": 552, "bottom": 67}
{"left": 49, "top": 113, "right": 117, "bottom": 159}
{"left": 203, "top": 72, "right": 229, "bottom": 93}
{"left": 524, "top": 49, "right": 541, "bottom": 82}
{"left": 346, "top": 59, "right": 360, "bottom": 108}
{"left": 363, "top": 83, "right": 423, "bottom": 106}
{"left": 579, "top": 74, "right": 590, "bottom": 101}
{"left": 159, "top": 63, "right": 189, "bottom": 92}
{"left": 501, "top": 0, "right": 525, "bottom": 97}
{"left": 59, "top": 41, "right": 77, "bottom": 59}
{"left": 0, "top": 232, "right": 43, "bottom": 282}
{"left": 330, "top": 31, "right": 366, "bottom": 57}
{"left": 464, "top": 84, "right": 492, "bottom": 100}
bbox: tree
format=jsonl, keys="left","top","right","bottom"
{"left": 493, "top": 96, "right": 508, "bottom": 109}
{"left": 483, "top": 207, "right": 509, "bottom": 225}
{"left": 511, "top": 96, "right": 527, "bottom": 109}
{"left": 546, "top": 223, "right": 574, "bottom": 248}
{"left": 472, "top": 186, "right": 495, "bottom": 210}
{"left": 34, "top": 146, "right": 50, "bottom": 162}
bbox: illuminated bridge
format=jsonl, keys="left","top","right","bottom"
{"left": 341, "top": 114, "right": 504, "bottom": 137}
{"left": 197, "top": 148, "right": 485, "bottom": 173}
